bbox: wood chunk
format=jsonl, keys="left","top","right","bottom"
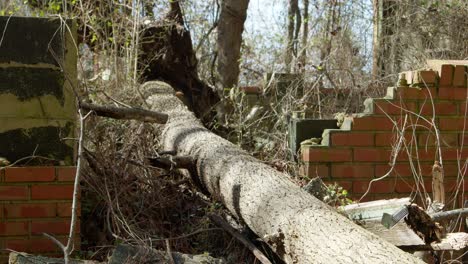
{"left": 430, "top": 232, "right": 468, "bottom": 251}
{"left": 362, "top": 219, "right": 425, "bottom": 246}
{"left": 405, "top": 204, "right": 444, "bottom": 244}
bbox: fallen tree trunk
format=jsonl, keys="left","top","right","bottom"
{"left": 145, "top": 81, "right": 422, "bottom": 263}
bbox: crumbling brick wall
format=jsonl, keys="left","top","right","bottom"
{"left": 0, "top": 167, "right": 79, "bottom": 257}
{"left": 301, "top": 62, "right": 468, "bottom": 203}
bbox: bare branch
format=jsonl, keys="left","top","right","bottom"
{"left": 209, "top": 214, "right": 273, "bottom": 264}
{"left": 80, "top": 102, "right": 168, "bottom": 124}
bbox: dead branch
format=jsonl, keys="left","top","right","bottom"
{"left": 209, "top": 214, "right": 273, "bottom": 264}
{"left": 147, "top": 155, "right": 195, "bottom": 170}
{"left": 80, "top": 102, "right": 168, "bottom": 124}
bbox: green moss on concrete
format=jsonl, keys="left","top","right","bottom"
{"left": 0, "top": 67, "right": 64, "bottom": 104}
{"left": 0, "top": 16, "right": 69, "bottom": 65}
{"left": 0, "top": 123, "right": 75, "bottom": 165}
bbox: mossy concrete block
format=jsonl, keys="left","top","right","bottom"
{"left": 0, "top": 16, "right": 73, "bottom": 66}
{"left": 288, "top": 118, "right": 338, "bottom": 158}
{"left": 0, "top": 67, "right": 64, "bottom": 102}
{"left": 0, "top": 119, "right": 75, "bottom": 165}
{"left": 0, "top": 16, "right": 77, "bottom": 164}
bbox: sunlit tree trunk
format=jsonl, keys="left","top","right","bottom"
{"left": 372, "top": 0, "right": 382, "bottom": 79}
{"left": 298, "top": 0, "right": 309, "bottom": 72}
{"left": 285, "top": 0, "right": 299, "bottom": 73}
{"left": 217, "top": 0, "right": 250, "bottom": 90}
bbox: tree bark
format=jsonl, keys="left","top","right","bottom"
{"left": 372, "top": 0, "right": 381, "bottom": 79}
{"left": 139, "top": 1, "right": 219, "bottom": 121}
{"left": 145, "top": 81, "right": 422, "bottom": 264}
{"left": 298, "top": 0, "right": 309, "bottom": 72}
{"left": 285, "top": 0, "right": 299, "bottom": 73}
{"left": 216, "top": 0, "right": 250, "bottom": 90}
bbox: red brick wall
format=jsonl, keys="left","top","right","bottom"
{"left": 0, "top": 167, "right": 79, "bottom": 259}
{"left": 301, "top": 64, "right": 468, "bottom": 203}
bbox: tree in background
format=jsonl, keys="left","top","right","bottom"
{"left": 372, "top": 0, "right": 468, "bottom": 79}
{"left": 217, "top": 0, "right": 250, "bottom": 91}
{"left": 285, "top": 0, "right": 300, "bottom": 73}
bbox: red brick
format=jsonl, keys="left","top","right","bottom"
{"left": 353, "top": 180, "right": 394, "bottom": 194}
{"left": 4, "top": 203, "right": 57, "bottom": 218}
{"left": 439, "top": 65, "right": 454, "bottom": 87}
{"left": 439, "top": 118, "right": 468, "bottom": 130}
{"left": 441, "top": 163, "right": 465, "bottom": 178}
{"left": 5, "top": 167, "right": 55, "bottom": 182}
{"left": 375, "top": 163, "right": 432, "bottom": 177}
{"left": 395, "top": 180, "right": 414, "bottom": 193}
{"left": 374, "top": 100, "right": 417, "bottom": 115}
{"left": 396, "top": 87, "right": 437, "bottom": 100}
{"left": 57, "top": 167, "right": 76, "bottom": 182}
{"left": 31, "top": 219, "right": 79, "bottom": 235}
{"left": 438, "top": 87, "right": 467, "bottom": 100}
{"left": 240, "top": 86, "right": 261, "bottom": 94}
{"left": 453, "top": 65, "right": 467, "bottom": 87}
{"left": 57, "top": 202, "right": 81, "bottom": 217}
{"left": 458, "top": 102, "right": 468, "bottom": 115}
{"left": 418, "top": 101, "right": 457, "bottom": 116}
{"left": 414, "top": 149, "right": 437, "bottom": 161}
{"left": 302, "top": 148, "right": 352, "bottom": 162}
{"left": 5, "top": 237, "right": 66, "bottom": 253}
{"left": 375, "top": 132, "right": 414, "bottom": 147}
{"left": 31, "top": 185, "right": 74, "bottom": 200}
{"left": 0, "top": 222, "right": 28, "bottom": 236}
{"left": 331, "top": 133, "right": 374, "bottom": 146}
{"left": 416, "top": 70, "right": 438, "bottom": 86}
{"left": 443, "top": 180, "right": 468, "bottom": 192}
{"left": 331, "top": 164, "right": 374, "bottom": 178}
{"left": 300, "top": 163, "right": 329, "bottom": 178}
{"left": 440, "top": 148, "right": 468, "bottom": 161}
{"left": 352, "top": 116, "right": 395, "bottom": 131}
{"left": 395, "top": 179, "right": 432, "bottom": 193}
{"left": 418, "top": 133, "right": 458, "bottom": 147}
{"left": 0, "top": 186, "right": 29, "bottom": 200}
{"left": 353, "top": 148, "right": 393, "bottom": 162}
{"left": 459, "top": 133, "right": 468, "bottom": 146}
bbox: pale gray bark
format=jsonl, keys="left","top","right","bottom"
{"left": 298, "top": 0, "right": 309, "bottom": 72}
{"left": 216, "top": 0, "right": 250, "bottom": 90}
{"left": 146, "top": 81, "right": 423, "bottom": 263}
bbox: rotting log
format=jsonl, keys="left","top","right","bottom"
{"left": 145, "top": 81, "right": 422, "bottom": 263}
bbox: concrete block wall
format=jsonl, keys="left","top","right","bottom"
{"left": 0, "top": 16, "right": 79, "bottom": 259}
{"left": 0, "top": 16, "right": 77, "bottom": 164}
{"left": 301, "top": 62, "right": 468, "bottom": 203}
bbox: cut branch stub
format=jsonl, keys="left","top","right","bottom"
{"left": 80, "top": 102, "right": 168, "bottom": 124}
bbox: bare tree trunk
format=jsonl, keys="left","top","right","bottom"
{"left": 298, "top": 0, "right": 309, "bottom": 72}
{"left": 217, "top": 0, "right": 250, "bottom": 90}
{"left": 146, "top": 81, "right": 423, "bottom": 264}
{"left": 372, "top": 0, "right": 381, "bottom": 78}
{"left": 285, "top": 0, "right": 299, "bottom": 73}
